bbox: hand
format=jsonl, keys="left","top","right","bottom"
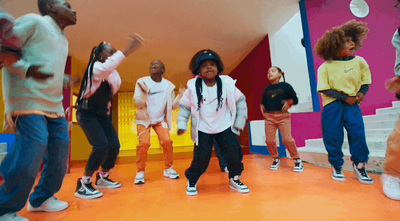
{"left": 177, "top": 129, "right": 186, "bottom": 136}
{"left": 123, "top": 33, "right": 145, "bottom": 56}
{"left": 356, "top": 92, "right": 365, "bottom": 104}
{"left": 138, "top": 82, "right": 149, "bottom": 94}
{"left": 345, "top": 96, "right": 358, "bottom": 106}
{"left": 69, "top": 76, "right": 81, "bottom": 88}
{"left": 0, "top": 47, "right": 20, "bottom": 68}
{"left": 26, "top": 65, "right": 54, "bottom": 80}
{"left": 260, "top": 104, "right": 266, "bottom": 114}
{"left": 281, "top": 99, "right": 293, "bottom": 112}
{"left": 385, "top": 76, "right": 400, "bottom": 93}
{"left": 178, "top": 84, "right": 186, "bottom": 96}
{"left": 4, "top": 112, "right": 16, "bottom": 131}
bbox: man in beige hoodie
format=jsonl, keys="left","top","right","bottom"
{"left": 133, "top": 60, "right": 185, "bottom": 184}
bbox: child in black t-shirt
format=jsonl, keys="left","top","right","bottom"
{"left": 260, "top": 66, "right": 304, "bottom": 172}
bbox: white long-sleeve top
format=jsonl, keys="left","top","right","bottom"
{"left": 81, "top": 50, "right": 125, "bottom": 99}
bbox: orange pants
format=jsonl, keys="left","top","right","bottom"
{"left": 384, "top": 116, "right": 400, "bottom": 177}
{"left": 264, "top": 112, "right": 299, "bottom": 159}
{"left": 136, "top": 122, "right": 173, "bottom": 172}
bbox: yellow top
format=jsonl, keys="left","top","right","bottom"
{"left": 317, "top": 56, "right": 372, "bottom": 106}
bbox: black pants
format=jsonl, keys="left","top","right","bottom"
{"left": 77, "top": 110, "right": 120, "bottom": 172}
{"left": 185, "top": 127, "right": 244, "bottom": 181}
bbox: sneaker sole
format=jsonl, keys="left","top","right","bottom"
{"left": 229, "top": 185, "right": 250, "bottom": 193}
{"left": 186, "top": 191, "right": 198, "bottom": 196}
{"left": 135, "top": 180, "right": 145, "bottom": 185}
{"left": 332, "top": 175, "right": 346, "bottom": 182}
{"left": 294, "top": 168, "right": 304, "bottom": 172}
{"left": 95, "top": 184, "right": 122, "bottom": 189}
{"left": 74, "top": 192, "right": 103, "bottom": 200}
{"left": 164, "top": 175, "right": 180, "bottom": 179}
{"left": 270, "top": 167, "right": 279, "bottom": 171}
{"left": 27, "top": 204, "right": 69, "bottom": 212}
{"left": 357, "top": 178, "right": 374, "bottom": 185}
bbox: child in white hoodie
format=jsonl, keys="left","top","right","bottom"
{"left": 178, "top": 49, "right": 249, "bottom": 196}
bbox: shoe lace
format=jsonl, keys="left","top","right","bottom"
{"left": 334, "top": 167, "right": 342, "bottom": 174}
{"left": 233, "top": 179, "right": 244, "bottom": 186}
{"left": 357, "top": 167, "right": 368, "bottom": 177}
{"left": 102, "top": 176, "right": 116, "bottom": 183}
{"left": 85, "top": 182, "right": 97, "bottom": 192}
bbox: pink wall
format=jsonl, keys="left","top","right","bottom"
{"left": 229, "top": 36, "right": 272, "bottom": 146}
{"left": 290, "top": 0, "right": 400, "bottom": 147}
{"left": 231, "top": 1, "right": 400, "bottom": 148}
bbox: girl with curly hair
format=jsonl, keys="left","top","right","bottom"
{"left": 315, "top": 20, "right": 373, "bottom": 185}
{"left": 177, "top": 49, "right": 249, "bottom": 196}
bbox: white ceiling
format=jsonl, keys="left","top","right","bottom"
{"left": 1, "top": 0, "right": 300, "bottom": 91}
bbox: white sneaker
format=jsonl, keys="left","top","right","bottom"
{"left": 164, "top": 167, "right": 180, "bottom": 179}
{"left": 229, "top": 175, "right": 250, "bottom": 193}
{"left": 0, "top": 213, "right": 28, "bottom": 221}
{"left": 95, "top": 173, "right": 122, "bottom": 189}
{"left": 135, "top": 171, "right": 145, "bottom": 185}
{"left": 186, "top": 180, "right": 198, "bottom": 196}
{"left": 270, "top": 158, "right": 280, "bottom": 171}
{"left": 27, "top": 196, "right": 68, "bottom": 212}
{"left": 293, "top": 159, "right": 304, "bottom": 172}
{"left": 353, "top": 163, "right": 374, "bottom": 184}
{"left": 75, "top": 178, "right": 103, "bottom": 200}
{"left": 382, "top": 174, "right": 400, "bottom": 201}
{"left": 332, "top": 166, "right": 346, "bottom": 181}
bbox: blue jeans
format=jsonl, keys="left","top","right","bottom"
{"left": 185, "top": 127, "right": 244, "bottom": 181}
{"left": 77, "top": 110, "right": 120, "bottom": 172}
{"left": 321, "top": 101, "right": 369, "bottom": 168}
{"left": 0, "top": 115, "right": 70, "bottom": 215}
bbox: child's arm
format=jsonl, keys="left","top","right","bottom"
{"left": 233, "top": 87, "right": 248, "bottom": 131}
{"left": 172, "top": 85, "right": 186, "bottom": 110}
{"left": 177, "top": 89, "right": 191, "bottom": 135}
{"left": 6, "top": 14, "right": 52, "bottom": 80}
{"left": 281, "top": 83, "right": 299, "bottom": 111}
{"left": 133, "top": 79, "right": 148, "bottom": 108}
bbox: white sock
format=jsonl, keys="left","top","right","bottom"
{"left": 82, "top": 176, "right": 92, "bottom": 184}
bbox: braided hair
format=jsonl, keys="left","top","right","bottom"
{"left": 76, "top": 42, "right": 107, "bottom": 106}
{"left": 189, "top": 49, "right": 224, "bottom": 111}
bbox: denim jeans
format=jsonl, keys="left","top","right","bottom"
{"left": 0, "top": 115, "right": 70, "bottom": 215}
{"left": 185, "top": 127, "right": 244, "bottom": 181}
{"left": 322, "top": 101, "right": 369, "bottom": 168}
{"left": 77, "top": 110, "right": 120, "bottom": 172}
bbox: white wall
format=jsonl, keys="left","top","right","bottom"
{"left": 268, "top": 11, "right": 313, "bottom": 113}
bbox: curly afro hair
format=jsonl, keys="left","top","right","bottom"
{"left": 315, "top": 20, "right": 369, "bottom": 60}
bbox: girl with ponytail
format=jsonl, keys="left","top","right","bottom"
{"left": 260, "top": 66, "right": 303, "bottom": 172}
{"left": 75, "top": 34, "right": 144, "bottom": 200}
{"left": 178, "top": 49, "right": 249, "bottom": 196}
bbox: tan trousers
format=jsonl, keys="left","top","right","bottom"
{"left": 136, "top": 121, "right": 173, "bottom": 172}
{"left": 384, "top": 116, "right": 400, "bottom": 177}
{"left": 264, "top": 112, "right": 299, "bottom": 159}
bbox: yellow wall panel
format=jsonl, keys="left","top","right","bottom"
{"left": 118, "top": 92, "right": 193, "bottom": 151}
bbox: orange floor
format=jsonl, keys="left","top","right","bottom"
{"left": 12, "top": 154, "right": 400, "bottom": 221}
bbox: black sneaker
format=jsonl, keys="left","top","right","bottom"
{"left": 293, "top": 159, "right": 304, "bottom": 172}
{"left": 270, "top": 158, "right": 280, "bottom": 171}
{"left": 75, "top": 178, "right": 103, "bottom": 199}
{"left": 95, "top": 173, "right": 122, "bottom": 189}
{"left": 186, "top": 179, "right": 198, "bottom": 196}
{"left": 229, "top": 175, "right": 249, "bottom": 193}
{"left": 332, "top": 166, "right": 345, "bottom": 181}
{"left": 353, "top": 163, "right": 374, "bottom": 184}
